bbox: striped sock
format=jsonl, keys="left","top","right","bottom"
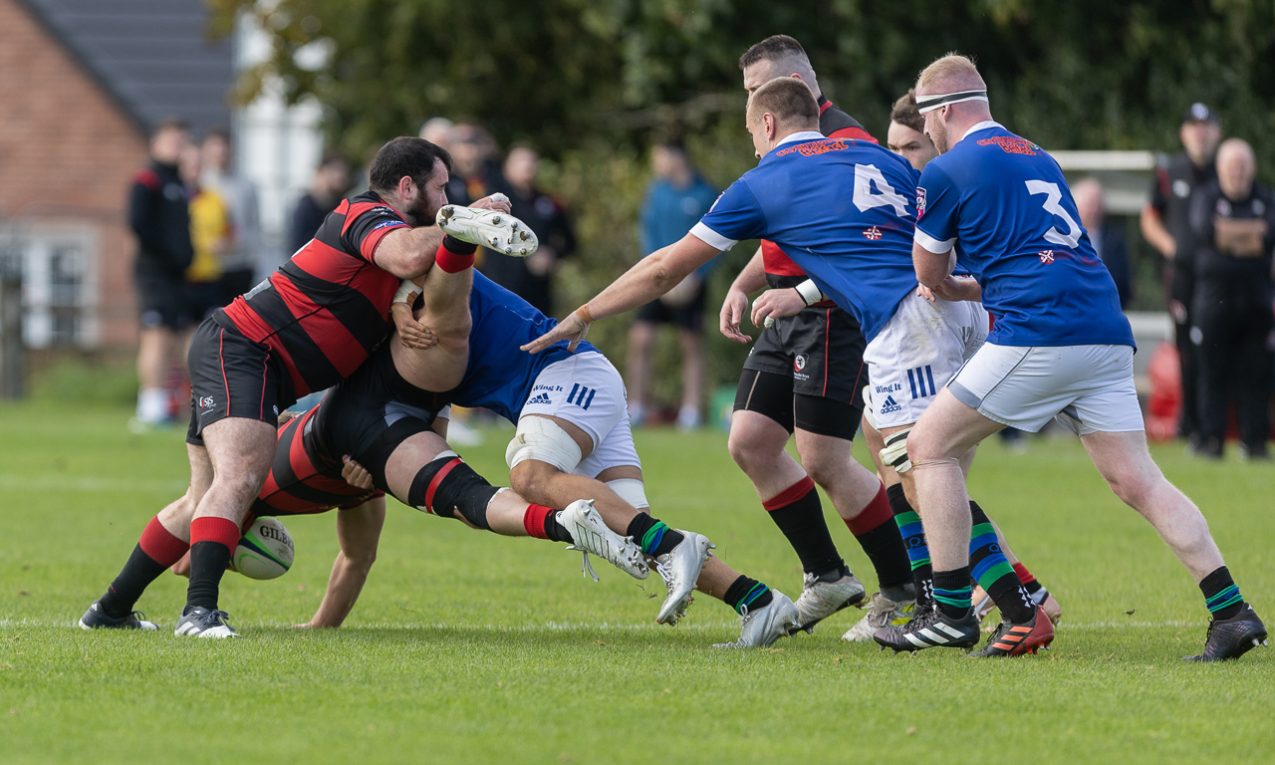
{"left": 625, "top": 514, "right": 683, "bottom": 557}
{"left": 968, "top": 501, "right": 1033, "bottom": 623}
{"left": 1200, "top": 566, "right": 1245, "bottom": 620}
{"left": 932, "top": 568, "right": 973, "bottom": 619}
{"left": 723, "top": 576, "right": 773, "bottom": 615}
{"left": 887, "top": 483, "right": 932, "bottom": 605}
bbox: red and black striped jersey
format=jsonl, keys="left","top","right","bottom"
{"left": 762, "top": 97, "right": 878, "bottom": 282}
{"left": 216, "top": 191, "right": 410, "bottom": 399}
{"left": 251, "top": 406, "right": 380, "bottom": 518}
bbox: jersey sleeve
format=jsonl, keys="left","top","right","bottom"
{"left": 914, "top": 162, "right": 959, "bottom": 254}
{"left": 342, "top": 204, "right": 411, "bottom": 262}
{"left": 690, "top": 179, "right": 766, "bottom": 251}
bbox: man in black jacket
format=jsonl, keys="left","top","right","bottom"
{"left": 129, "top": 118, "right": 194, "bottom": 427}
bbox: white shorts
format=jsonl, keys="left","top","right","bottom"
{"left": 948, "top": 343, "right": 1144, "bottom": 435}
{"left": 863, "top": 292, "right": 988, "bottom": 429}
{"left": 519, "top": 351, "right": 641, "bottom": 475}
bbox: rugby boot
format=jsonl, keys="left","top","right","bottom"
{"left": 558, "top": 499, "right": 648, "bottom": 580}
{"left": 714, "top": 590, "right": 799, "bottom": 649}
{"left": 841, "top": 591, "right": 915, "bottom": 642}
{"left": 652, "top": 531, "right": 714, "bottom": 625}
{"left": 1186, "top": 605, "right": 1268, "bottom": 662}
{"left": 174, "top": 606, "right": 238, "bottom": 639}
{"left": 436, "top": 204, "right": 538, "bottom": 257}
{"left": 790, "top": 566, "right": 865, "bottom": 634}
{"left": 79, "top": 600, "right": 157, "bottom": 631}
{"left": 972, "top": 584, "right": 1062, "bottom": 628}
{"left": 974, "top": 605, "right": 1055, "bottom": 657}
{"left": 874, "top": 605, "right": 980, "bottom": 652}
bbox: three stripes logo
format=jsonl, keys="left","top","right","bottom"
{"left": 906, "top": 365, "right": 937, "bottom": 400}
{"left": 566, "top": 383, "right": 597, "bottom": 411}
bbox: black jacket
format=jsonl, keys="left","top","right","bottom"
{"left": 128, "top": 160, "right": 193, "bottom": 279}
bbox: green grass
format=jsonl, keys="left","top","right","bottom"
{"left": 2, "top": 400, "right": 1273, "bottom": 764}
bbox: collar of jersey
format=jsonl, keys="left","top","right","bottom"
{"left": 959, "top": 120, "right": 1003, "bottom": 144}
{"left": 776, "top": 130, "right": 826, "bottom": 147}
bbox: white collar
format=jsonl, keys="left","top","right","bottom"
{"left": 959, "top": 120, "right": 1003, "bottom": 143}
{"left": 776, "top": 130, "right": 825, "bottom": 147}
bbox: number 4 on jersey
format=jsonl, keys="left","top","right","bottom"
{"left": 853, "top": 164, "right": 910, "bottom": 218}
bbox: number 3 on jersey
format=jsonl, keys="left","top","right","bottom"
{"left": 1025, "top": 180, "right": 1082, "bottom": 248}
{"left": 852, "top": 164, "right": 910, "bottom": 218}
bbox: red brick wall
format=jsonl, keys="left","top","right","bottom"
{"left": 0, "top": 0, "right": 148, "bottom": 349}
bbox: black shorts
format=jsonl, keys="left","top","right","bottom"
{"left": 249, "top": 405, "right": 381, "bottom": 518}
{"left": 185, "top": 281, "right": 222, "bottom": 326}
{"left": 135, "top": 270, "right": 190, "bottom": 331}
{"left": 186, "top": 317, "right": 291, "bottom": 446}
{"left": 734, "top": 304, "right": 867, "bottom": 440}
{"left": 634, "top": 281, "right": 708, "bottom": 332}
{"left": 311, "top": 346, "right": 449, "bottom": 490}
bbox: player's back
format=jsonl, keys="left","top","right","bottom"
{"left": 917, "top": 124, "right": 1133, "bottom": 347}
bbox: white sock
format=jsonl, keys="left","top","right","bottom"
{"left": 137, "top": 388, "right": 170, "bottom": 423}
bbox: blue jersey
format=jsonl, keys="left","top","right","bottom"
{"left": 914, "top": 122, "right": 1134, "bottom": 348}
{"left": 448, "top": 272, "right": 596, "bottom": 423}
{"left": 692, "top": 132, "right": 920, "bottom": 342}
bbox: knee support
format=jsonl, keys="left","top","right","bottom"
{"left": 606, "top": 478, "right": 649, "bottom": 510}
{"left": 880, "top": 428, "right": 913, "bottom": 473}
{"left": 505, "top": 416, "right": 583, "bottom": 472}
{"left": 407, "top": 452, "right": 499, "bottom": 530}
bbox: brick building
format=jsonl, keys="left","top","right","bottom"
{"left": 0, "top": 0, "right": 232, "bottom": 351}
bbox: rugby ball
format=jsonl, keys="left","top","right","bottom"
{"left": 230, "top": 517, "right": 294, "bottom": 580}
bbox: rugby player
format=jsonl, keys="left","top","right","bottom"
{"left": 524, "top": 76, "right": 1048, "bottom": 652}
{"left": 715, "top": 35, "right": 915, "bottom": 635}
{"left": 890, "top": 53, "right": 1265, "bottom": 660}
{"left": 82, "top": 137, "right": 517, "bottom": 638}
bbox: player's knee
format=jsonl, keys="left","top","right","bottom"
{"left": 1104, "top": 467, "right": 1157, "bottom": 510}
{"left": 509, "top": 460, "right": 559, "bottom": 505}
{"left": 727, "top": 422, "right": 779, "bottom": 471}
{"left": 505, "top": 417, "right": 584, "bottom": 473}
{"left": 407, "top": 453, "right": 499, "bottom": 530}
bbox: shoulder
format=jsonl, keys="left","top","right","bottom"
{"left": 133, "top": 168, "right": 161, "bottom": 190}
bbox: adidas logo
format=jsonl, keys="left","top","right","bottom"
{"left": 880, "top": 395, "right": 902, "bottom": 414}
{"left": 527, "top": 392, "right": 552, "bottom": 406}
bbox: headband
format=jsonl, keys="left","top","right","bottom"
{"left": 916, "top": 89, "right": 988, "bottom": 114}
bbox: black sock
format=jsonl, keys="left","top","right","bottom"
{"left": 185, "top": 541, "right": 231, "bottom": 612}
{"left": 887, "top": 483, "right": 932, "bottom": 607}
{"left": 99, "top": 545, "right": 168, "bottom": 617}
{"left": 932, "top": 567, "right": 973, "bottom": 619}
{"left": 625, "top": 513, "right": 685, "bottom": 557}
{"left": 1199, "top": 566, "right": 1245, "bottom": 621}
{"left": 723, "top": 575, "right": 774, "bottom": 615}
{"left": 763, "top": 476, "right": 843, "bottom": 575}
{"left": 968, "top": 500, "right": 1034, "bottom": 623}
{"left": 543, "top": 513, "right": 574, "bottom": 544}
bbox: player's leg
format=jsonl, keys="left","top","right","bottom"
{"left": 675, "top": 327, "right": 704, "bottom": 429}
{"left": 624, "top": 318, "right": 658, "bottom": 424}
{"left": 390, "top": 237, "right": 478, "bottom": 394}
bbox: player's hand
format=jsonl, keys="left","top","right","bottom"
{"left": 930, "top": 275, "right": 982, "bottom": 302}
{"left": 342, "top": 455, "right": 374, "bottom": 491}
{"left": 471, "top": 192, "right": 512, "bottom": 215}
{"left": 750, "top": 288, "right": 805, "bottom": 329}
{"left": 916, "top": 284, "right": 936, "bottom": 303}
{"left": 719, "top": 288, "right": 752, "bottom": 344}
{"left": 521, "top": 310, "right": 590, "bottom": 354}
{"left": 391, "top": 299, "right": 437, "bottom": 350}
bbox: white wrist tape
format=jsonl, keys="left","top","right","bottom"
{"left": 795, "top": 279, "right": 824, "bottom": 306}
{"left": 393, "top": 279, "right": 416, "bottom": 305}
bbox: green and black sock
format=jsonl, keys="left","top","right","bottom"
{"left": 723, "top": 575, "right": 773, "bottom": 615}
{"left": 625, "top": 514, "right": 684, "bottom": 557}
{"left": 1200, "top": 566, "right": 1245, "bottom": 621}
{"left": 968, "top": 500, "right": 1034, "bottom": 623}
{"left": 931, "top": 567, "right": 972, "bottom": 619}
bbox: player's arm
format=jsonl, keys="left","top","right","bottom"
{"left": 373, "top": 227, "right": 447, "bottom": 280}
{"left": 1140, "top": 167, "right": 1176, "bottom": 259}
{"left": 302, "top": 497, "right": 387, "bottom": 628}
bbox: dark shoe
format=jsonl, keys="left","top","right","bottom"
{"left": 79, "top": 600, "right": 157, "bottom": 631}
{"left": 873, "top": 605, "right": 980, "bottom": 652}
{"left": 975, "top": 605, "right": 1055, "bottom": 657}
{"left": 174, "top": 606, "right": 238, "bottom": 639}
{"left": 1186, "top": 605, "right": 1267, "bottom": 662}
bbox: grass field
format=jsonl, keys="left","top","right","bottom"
{"left": 2, "top": 400, "right": 1273, "bottom": 764}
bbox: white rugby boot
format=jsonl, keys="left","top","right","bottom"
{"left": 652, "top": 531, "right": 714, "bottom": 625}
{"left": 791, "top": 567, "right": 866, "bottom": 634}
{"left": 841, "top": 591, "right": 915, "bottom": 642}
{"left": 714, "top": 590, "right": 799, "bottom": 648}
{"left": 173, "top": 606, "right": 238, "bottom": 639}
{"left": 436, "top": 204, "right": 538, "bottom": 257}
{"left": 558, "top": 500, "right": 648, "bottom": 580}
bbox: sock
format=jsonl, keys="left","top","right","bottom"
{"left": 1013, "top": 561, "right": 1045, "bottom": 597}
{"left": 1199, "top": 566, "right": 1245, "bottom": 621}
{"left": 522, "top": 504, "right": 573, "bottom": 543}
{"left": 968, "top": 500, "right": 1034, "bottom": 623}
{"left": 625, "top": 514, "right": 684, "bottom": 557}
{"left": 99, "top": 516, "right": 189, "bottom": 617}
{"left": 136, "top": 388, "right": 169, "bottom": 422}
{"left": 844, "top": 483, "right": 912, "bottom": 592}
{"left": 888, "top": 483, "right": 932, "bottom": 605}
{"left": 762, "top": 476, "right": 843, "bottom": 576}
{"left": 723, "top": 575, "right": 774, "bottom": 615}
{"left": 932, "top": 567, "right": 973, "bottom": 619}
{"left": 185, "top": 516, "right": 240, "bottom": 612}
{"left": 436, "top": 236, "right": 477, "bottom": 272}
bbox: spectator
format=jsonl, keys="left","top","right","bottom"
{"left": 199, "top": 128, "right": 261, "bottom": 304}
{"left": 484, "top": 145, "right": 576, "bottom": 315}
{"left": 1185, "top": 138, "right": 1274, "bottom": 459}
{"left": 626, "top": 140, "right": 719, "bottom": 429}
{"left": 447, "top": 123, "right": 501, "bottom": 205}
{"left": 419, "top": 117, "right": 455, "bottom": 152}
{"left": 128, "top": 118, "right": 194, "bottom": 428}
{"left": 1075, "top": 177, "right": 1132, "bottom": 309}
{"left": 180, "top": 144, "right": 229, "bottom": 324}
{"left": 1140, "top": 102, "right": 1222, "bottom": 447}
{"left": 289, "top": 152, "right": 351, "bottom": 253}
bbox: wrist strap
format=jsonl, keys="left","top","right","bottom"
{"left": 393, "top": 279, "right": 416, "bottom": 305}
{"left": 794, "top": 279, "right": 823, "bottom": 306}
{"left": 576, "top": 304, "right": 595, "bottom": 324}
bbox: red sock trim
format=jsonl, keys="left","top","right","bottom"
{"left": 1013, "top": 562, "right": 1037, "bottom": 586}
{"left": 845, "top": 483, "right": 892, "bottom": 536}
{"left": 523, "top": 504, "right": 555, "bottom": 539}
{"left": 762, "top": 476, "right": 816, "bottom": 512}
{"left": 435, "top": 242, "right": 475, "bottom": 273}
{"left": 138, "top": 516, "right": 189, "bottom": 566}
{"left": 424, "top": 458, "right": 462, "bottom": 510}
{"left": 189, "top": 516, "right": 241, "bottom": 552}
